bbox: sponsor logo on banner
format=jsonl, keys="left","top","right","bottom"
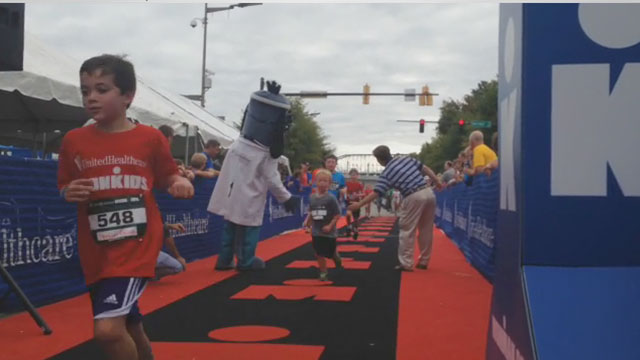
{"left": 454, "top": 201, "right": 467, "bottom": 231}
{"left": 442, "top": 201, "right": 453, "bottom": 223}
{"left": 164, "top": 213, "right": 209, "bottom": 238}
{"left": 0, "top": 218, "right": 77, "bottom": 268}
{"left": 468, "top": 216, "right": 495, "bottom": 248}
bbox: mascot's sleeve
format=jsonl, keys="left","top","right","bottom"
{"left": 260, "top": 156, "right": 292, "bottom": 204}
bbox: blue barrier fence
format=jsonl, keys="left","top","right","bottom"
{"left": 434, "top": 172, "right": 498, "bottom": 281}
{"left": 0, "top": 156, "right": 308, "bottom": 313}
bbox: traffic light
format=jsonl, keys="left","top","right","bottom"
{"left": 419, "top": 85, "right": 434, "bottom": 106}
{"left": 363, "top": 83, "right": 370, "bottom": 105}
{"left": 426, "top": 87, "right": 433, "bottom": 106}
{"left": 419, "top": 119, "right": 425, "bottom": 133}
{"left": 419, "top": 86, "right": 427, "bottom": 106}
{"left": 458, "top": 119, "right": 465, "bottom": 129}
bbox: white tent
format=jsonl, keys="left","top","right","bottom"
{"left": 0, "top": 32, "right": 239, "bottom": 153}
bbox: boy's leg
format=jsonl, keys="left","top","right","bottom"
{"left": 91, "top": 278, "right": 150, "bottom": 360}
{"left": 127, "top": 319, "right": 154, "bottom": 360}
{"left": 94, "top": 316, "right": 138, "bottom": 360}
{"left": 317, "top": 255, "right": 328, "bottom": 280}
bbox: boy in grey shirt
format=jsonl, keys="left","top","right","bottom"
{"left": 303, "top": 170, "right": 343, "bottom": 281}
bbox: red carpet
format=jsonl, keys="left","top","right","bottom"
{"left": 397, "top": 228, "right": 493, "bottom": 360}
{"left": 0, "top": 219, "right": 492, "bottom": 360}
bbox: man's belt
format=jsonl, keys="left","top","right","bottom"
{"left": 404, "top": 185, "right": 427, "bottom": 197}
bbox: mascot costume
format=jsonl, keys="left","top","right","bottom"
{"left": 207, "top": 81, "right": 299, "bottom": 270}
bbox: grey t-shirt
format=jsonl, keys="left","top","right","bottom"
{"left": 309, "top": 193, "right": 340, "bottom": 238}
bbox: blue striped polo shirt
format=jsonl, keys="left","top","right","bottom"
{"left": 374, "top": 156, "right": 426, "bottom": 197}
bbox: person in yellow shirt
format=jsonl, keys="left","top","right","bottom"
{"left": 468, "top": 130, "right": 498, "bottom": 176}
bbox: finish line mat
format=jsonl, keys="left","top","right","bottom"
{"left": 0, "top": 217, "right": 492, "bottom": 360}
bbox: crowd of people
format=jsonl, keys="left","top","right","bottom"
{"left": 430, "top": 130, "right": 499, "bottom": 189}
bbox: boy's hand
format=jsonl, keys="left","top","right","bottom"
{"left": 168, "top": 177, "right": 194, "bottom": 199}
{"left": 167, "top": 223, "right": 186, "bottom": 233}
{"left": 347, "top": 202, "right": 360, "bottom": 212}
{"left": 321, "top": 224, "right": 333, "bottom": 233}
{"left": 62, "top": 179, "right": 95, "bottom": 203}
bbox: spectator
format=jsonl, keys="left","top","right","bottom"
{"left": 441, "top": 161, "right": 456, "bottom": 185}
{"left": 468, "top": 130, "right": 498, "bottom": 176}
{"left": 345, "top": 168, "right": 364, "bottom": 239}
{"left": 203, "top": 139, "right": 224, "bottom": 173}
{"left": 286, "top": 170, "right": 302, "bottom": 192}
{"left": 175, "top": 159, "right": 195, "bottom": 181}
{"left": 348, "top": 145, "right": 442, "bottom": 271}
{"left": 299, "top": 162, "right": 312, "bottom": 187}
{"left": 190, "top": 153, "right": 218, "bottom": 179}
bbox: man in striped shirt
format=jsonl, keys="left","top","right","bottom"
{"left": 348, "top": 145, "right": 442, "bottom": 271}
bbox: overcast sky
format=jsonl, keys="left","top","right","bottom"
{"left": 24, "top": 2, "right": 498, "bottom": 156}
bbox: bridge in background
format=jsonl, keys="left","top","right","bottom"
{"left": 337, "top": 153, "right": 409, "bottom": 186}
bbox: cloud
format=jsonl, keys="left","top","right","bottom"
{"left": 24, "top": 2, "right": 498, "bottom": 156}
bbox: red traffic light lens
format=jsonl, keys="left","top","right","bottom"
{"left": 458, "top": 119, "right": 465, "bottom": 126}
{"left": 420, "top": 119, "right": 425, "bottom": 125}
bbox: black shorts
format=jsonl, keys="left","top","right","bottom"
{"left": 312, "top": 236, "right": 337, "bottom": 258}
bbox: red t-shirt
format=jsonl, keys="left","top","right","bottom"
{"left": 346, "top": 180, "right": 364, "bottom": 203}
{"left": 57, "top": 124, "right": 178, "bottom": 285}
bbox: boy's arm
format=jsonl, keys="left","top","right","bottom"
{"left": 328, "top": 214, "right": 340, "bottom": 229}
{"left": 167, "top": 175, "right": 194, "bottom": 198}
{"left": 193, "top": 168, "right": 219, "bottom": 178}
{"left": 57, "top": 136, "right": 95, "bottom": 203}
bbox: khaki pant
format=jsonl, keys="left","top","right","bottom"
{"left": 397, "top": 187, "right": 436, "bottom": 268}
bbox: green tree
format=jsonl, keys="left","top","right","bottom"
{"left": 420, "top": 79, "right": 498, "bottom": 173}
{"left": 283, "top": 98, "right": 334, "bottom": 170}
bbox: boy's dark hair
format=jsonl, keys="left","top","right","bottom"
{"left": 158, "top": 125, "right": 174, "bottom": 139}
{"left": 324, "top": 154, "right": 337, "bottom": 162}
{"left": 174, "top": 159, "right": 184, "bottom": 166}
{"left": 79, "top": 54, "right": 136, "bottom": 96}
{"left": 205, "top": 139, "right": 220, "bottom": 148}
{"left": 372, "top": 145, "right": 392, "bottom": 163}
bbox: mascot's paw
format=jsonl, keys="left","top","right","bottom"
{"left": 283, "top": 196, "right": 300, "bottom": 214}
{"left": 214, "top": 259, "right": 236, "bottom": 271}
{"left": 237, "top": 257, "right": 266, "bottom": 271}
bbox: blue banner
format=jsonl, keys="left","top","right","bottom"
{"left": 0, "top": 156, "right": 307, "bottom": 313}
{"left": 435, "top": 172, "right": 498, "bottom": 281}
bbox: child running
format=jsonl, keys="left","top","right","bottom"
{"left": 57, "top": 54, "right": 194, "bottom": 360}
{"left": 345, "top": 168, "right": 364, "bottom": 239}
{"left": 303, "top": 169, "right": 343, "bottom": 281}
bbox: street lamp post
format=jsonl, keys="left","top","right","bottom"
{"left": 191, "top": 3, "right": 262, "bottom": 108}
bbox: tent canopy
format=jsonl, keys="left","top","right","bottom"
{"left": 0, "top": 32, "right": 239, "bottom": 153}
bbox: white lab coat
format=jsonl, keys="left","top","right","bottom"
{"left": 207, "top": 137, "right": 291, "bottom": 227}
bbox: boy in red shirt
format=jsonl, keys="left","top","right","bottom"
{"left": 345, "top": 168, "right": 364, "bottom": 240}
{"left": 58, "top": 54, "right": 193, "bottom": 360}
